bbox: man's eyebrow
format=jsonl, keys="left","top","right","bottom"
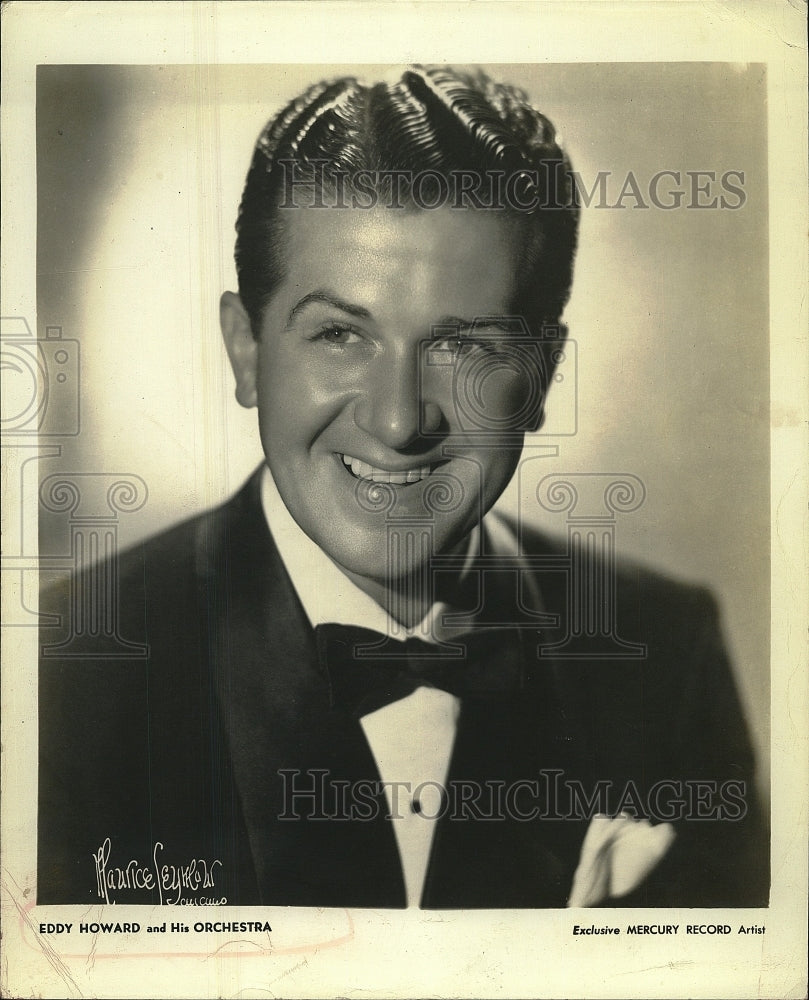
{"left": 287, "top": 291, "right": 372, "bottom": 326}
{"left": 435, "top": 314, "right": 515, "bottom": 333}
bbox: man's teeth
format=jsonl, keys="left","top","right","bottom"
{"left": 341, "top": 455, "right": 433, "bottom": 484}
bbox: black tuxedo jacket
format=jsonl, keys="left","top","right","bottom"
{"left": 38, "top": 469, "right": 768, "bottom": 908}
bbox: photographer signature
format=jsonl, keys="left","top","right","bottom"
{"left": 92, "top": 837, "right": 222, "bottom": 905}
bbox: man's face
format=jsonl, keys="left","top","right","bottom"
{"left": 223, "top": 205, "right": 542, "bottom": 586}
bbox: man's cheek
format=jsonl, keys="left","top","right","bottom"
{"left": 452, "top": 452, "right": 521, "bottom": 516}
{"left": 493, "top": 370, "right": 534, "bottom": 415}
{"left": 451, "top": 361, "right": 537, "bottom": 435}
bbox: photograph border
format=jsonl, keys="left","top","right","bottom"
{"left": 2, "top": 3, "right": 807, "bottom": 999}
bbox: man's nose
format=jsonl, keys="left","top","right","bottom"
{"left": 353, "top": 348, "right": 443, "bottom": 449}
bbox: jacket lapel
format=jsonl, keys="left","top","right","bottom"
{"left": 200, "top": 470, "right": 406, "bottom": 906}
{"left": 422, "top": 546, "right": 591, "bottom": 908}
{"left": 421, "top": 662, "right": 590, "bottom": 908}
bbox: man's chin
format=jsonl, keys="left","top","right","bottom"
{"left": 323, "top": 545, "right": 432, "bottom": 589}
{"left": 317, "top": 522, "right": 474, "bottom": 591}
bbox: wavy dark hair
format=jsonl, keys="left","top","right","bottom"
{"left": 235, "top": 66, "right": 579, "bottom": 336}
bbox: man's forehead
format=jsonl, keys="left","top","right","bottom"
{"left": 277, "top": 204, "right": 522, "bottom": 314}
{"left": 285, "top": 201, "right": 517, "bottom": 241}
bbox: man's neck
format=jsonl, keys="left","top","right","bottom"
{"left": 335, "top": 532, "right": 474, "bottom": 630}
{"left": 336, "top": 567, "right": 434, "bottom": 631}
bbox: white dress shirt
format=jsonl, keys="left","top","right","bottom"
{"left": 260, "top": 464, "right": 527, "bottom": 906}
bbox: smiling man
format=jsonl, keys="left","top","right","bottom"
{"left": 38, "top": 66, "right": 767, "bottom": 909}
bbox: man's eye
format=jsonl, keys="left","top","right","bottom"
{"left": 439, "top": 335, "right": 491, "bottom": 356}
{"left": 315, "top": 324, "right": 361, "bottom": 346}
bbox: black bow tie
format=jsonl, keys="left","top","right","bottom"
{"left": 315, "top": 623, "right": 530, "bottom": 719}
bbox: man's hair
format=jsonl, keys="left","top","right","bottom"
{"left": 235, "top": 65, "right": 579, "bottom": 336}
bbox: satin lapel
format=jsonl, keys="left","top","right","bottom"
{"left": 421, "top": 671, "right": 590, "bottom": 908}
{"left": 199, "top": 471, "right": 405, "bottom": 906}
{"left": 422, "top": 530, "right": 591, "bottom": 908}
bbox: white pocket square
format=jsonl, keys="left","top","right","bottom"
{"left": 567, "top": 813, "right": 676, "bottom": 907}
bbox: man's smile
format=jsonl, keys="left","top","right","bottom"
{"left": 340, "top": 453, "right": 440, "bottom": 484}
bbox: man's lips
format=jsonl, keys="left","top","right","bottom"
{"left": 340, "top": 453, "right": 440, "bottom": 484}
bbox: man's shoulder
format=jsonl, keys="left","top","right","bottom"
{"left": 500, "top": 515, "right": 719, "bottom": 632}
{"left": 43, "top": 468, "right": 264, "bottom": 596}
{"left": 37, "top": 470, "right": 272, "bottom": 735}
{"left": 38, "top": 468, "right": 274, "bottom": 665}
{"left": 124, "top": 469, "right": 264, "bottom": 576}
{"left": 501, "top": 510, "right": 719, "bottom": 622}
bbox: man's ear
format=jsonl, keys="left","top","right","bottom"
{"left": 220, "top": 291, "right": 258, "bottom": 409}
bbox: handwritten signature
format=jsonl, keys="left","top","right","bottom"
{"left": 92, "top": 837, "right": 223, "bottom": 905}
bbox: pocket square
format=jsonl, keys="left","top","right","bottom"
{"left": 567, "top": 813, "right": 676, "bottom": 907}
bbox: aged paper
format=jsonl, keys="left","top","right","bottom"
{"left": 1, "top": 2, "right": 807, "bottom": 998}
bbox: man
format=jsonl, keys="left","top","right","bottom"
{"left": 38, "top": 66, "right": 767, "bottom": 908}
